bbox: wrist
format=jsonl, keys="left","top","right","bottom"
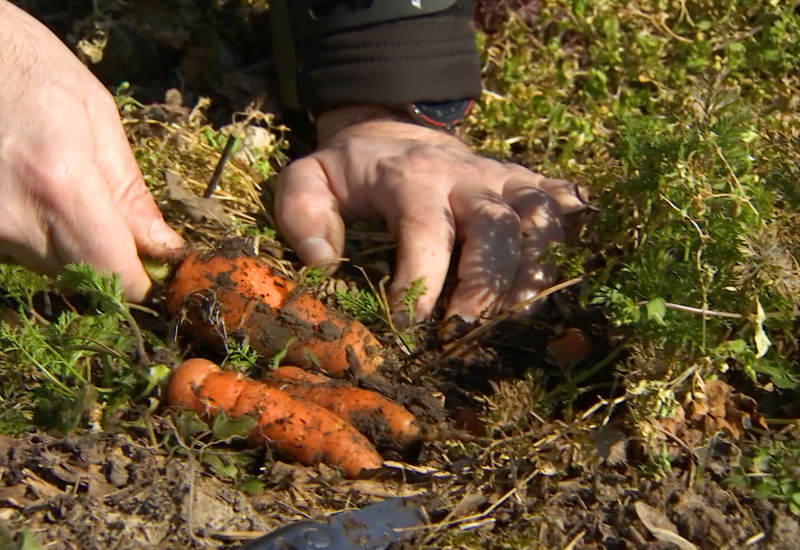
{"left": 315, "top": 104, "right": 400, "bottom": 142}
{"left": 315, "top": 99, "right": 474, "bottom": 143}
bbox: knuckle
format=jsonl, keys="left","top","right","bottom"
{"left": 378, "top": 145, "right": 455, "bottom": 181}
{"left": 22, "top": 152, "right": 80, "bottom": 207}
{"left": 112, "top": 176, "right": 152, "bottom": 210}
{"left": 472, "top": 190, "right": 521, "bottom": 224}
{"left": 397, "top": 208, "right": 456, "bottom": 246}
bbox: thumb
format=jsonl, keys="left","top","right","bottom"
{"left": 92, "top": 95, "right": 186, "bottom": 261}
{"left": 275, "top": 156, "right": 345, "bottom": 273}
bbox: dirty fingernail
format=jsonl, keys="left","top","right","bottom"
{"left": 149, "top": 219, "right": 185, "bottom": 251}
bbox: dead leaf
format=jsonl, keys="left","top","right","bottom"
{"left": 452, "top": 406, "right": 487, "bottom": 437}
{"left": 589, "top": 425, "right": 628, "bottom": 465}
{"left": 658, "top": 402, "right": 687, "bottom": 436}
{"left": 105, "top": 447, "right": 132, "bottom": 488}
{"left": 164, "top": 170, "right": 229, "bottom": 223}
{"left": 21, "top": 468, "right": 63, "bottom": 499}
{"left": 0, "top": 483, "right": 27, "bottom": 508}
{"left": 634, "top": 501, "right": 698, "bottom": 550}
{"left": 48, "top": 462, "right": 117, "bottom": 497}
{"left": 687, "top": 380, "right": 766, "bottom": 440}
{"left": 329, "top": 480, "right": 426, "bottom": 499}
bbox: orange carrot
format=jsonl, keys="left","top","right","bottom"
{"left": 165, "top": 249, "right": 383, "bottom": 377}
{"left": 547, "top": 327, "right": 592, "bottom": 367}
{"left": 167, "top": 358, "right": 383, "bottom": 477}
{"left": 263, "top": 367, "right": 421, "bottom": 446}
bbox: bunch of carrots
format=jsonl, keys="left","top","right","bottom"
{"left": 164, "top": 248, "right": 423, "bottom": 477}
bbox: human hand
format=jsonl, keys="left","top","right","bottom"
{"left": 0, "top": 1, "right": 185, "bottom": 301}
{"left": 275, "top": 105, "right": 585, "bottom": 324}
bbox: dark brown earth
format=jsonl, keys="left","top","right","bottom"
{"left": 2, "top": 418, "right": 799, "bottom": 548}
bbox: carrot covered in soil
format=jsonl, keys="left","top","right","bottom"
{"left": 167, "top": 359, "right": 383, "bottom": 477}
{"left": 165, "top": 249, "right": 383, "bottom": 377}
{"left": 264, "top": 367, "right": 421, "bottom": 446}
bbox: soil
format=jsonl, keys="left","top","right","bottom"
{"left": 1, "top": 422, "right": 797, "bottom": 548}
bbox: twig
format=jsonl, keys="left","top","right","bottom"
{"left": 635, "top": 300, "right": 800, "bottom": 320}
{"left": 630, "top": 8, "right": 692, "bottom": 43}
{"left": 204, "top": 133, "right": 238, "bottom": 198}
{"left": 659, "top": 194, "right": 707, "bottom": 241}
{"left": 128, "top": 303, "right": 162, "bottom": 317}
{"left": 564, "top": 530, "right": 586, "bottom": 550}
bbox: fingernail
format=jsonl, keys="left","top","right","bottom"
{"left": 149, "top": 220, "right": 185, "bottom": 251}
{"left": 297, "top": 237, "right": 337, "bottom": 270}
{"left": 125, "top": 276, "right": 152, "bottom": 304}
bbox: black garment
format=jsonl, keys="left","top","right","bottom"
{"left": 271, "top": 0, "right": 482, "bottom": 113}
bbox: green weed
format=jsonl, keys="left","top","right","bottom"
{"left": 728, "top": 435, "right": 800, "bottom": 515}
{"left": 0, "top": 264, "right": 172, "bottom": 435}
{"left": 334, "top": 287, "right": 380, "bottom": 323}
{"left": 222, "top": 340, "right": 261, "bottom": 372}
{"left": 171, "top": 408, "right": 264, "bottom": 485}
{"left": 398, "top": 278, "right": 428, "bottom": 325}
{"left": 299, "top": 266, "right": 327, "bottom": 286}
{"left": 469, "top": 1, "right": 800, "bottom": 504}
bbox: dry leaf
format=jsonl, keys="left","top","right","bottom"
{"left": 687, "top": 380, "right": 766, "bottom": 439}
{"left": 634, "top": 501, "right": 698, "bottom": 550}
{"left": 589, "top": 425, "right": 628, "bottom": 465}
{"left": 164, "top": 170, "right": 229, "bottom": 223}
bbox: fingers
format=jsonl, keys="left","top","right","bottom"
{"left": 273, "top": 117, "right": 586, "bottom": 325}
{"left": 378, "top": 163, "right": 575, "bottom": 322}
{"left": 445, "top": 189, "right": 521, "bottom": 320}
{"left": 0, "top": 128, "right": 156, "bottom": 301}
{"left": 506, "top": 166, "right": 586, "bottom": 214}
{"left": 275, "top": 157, "right": 346, "bottom": 273}
{"left": 384, "top": 196, "right": 456, "bottom": 324}
{"left": 501, "top": 182, "right": 566, "bottom": 310}
{"left": 443, "top": 172, "right": 571, "bottom": 320}
{"left": 0, "top": 8, "right": 182, "bottom": 303}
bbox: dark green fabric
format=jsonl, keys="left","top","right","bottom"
{"left": 271, "top": 0, "right": 482, "bottom": 112}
